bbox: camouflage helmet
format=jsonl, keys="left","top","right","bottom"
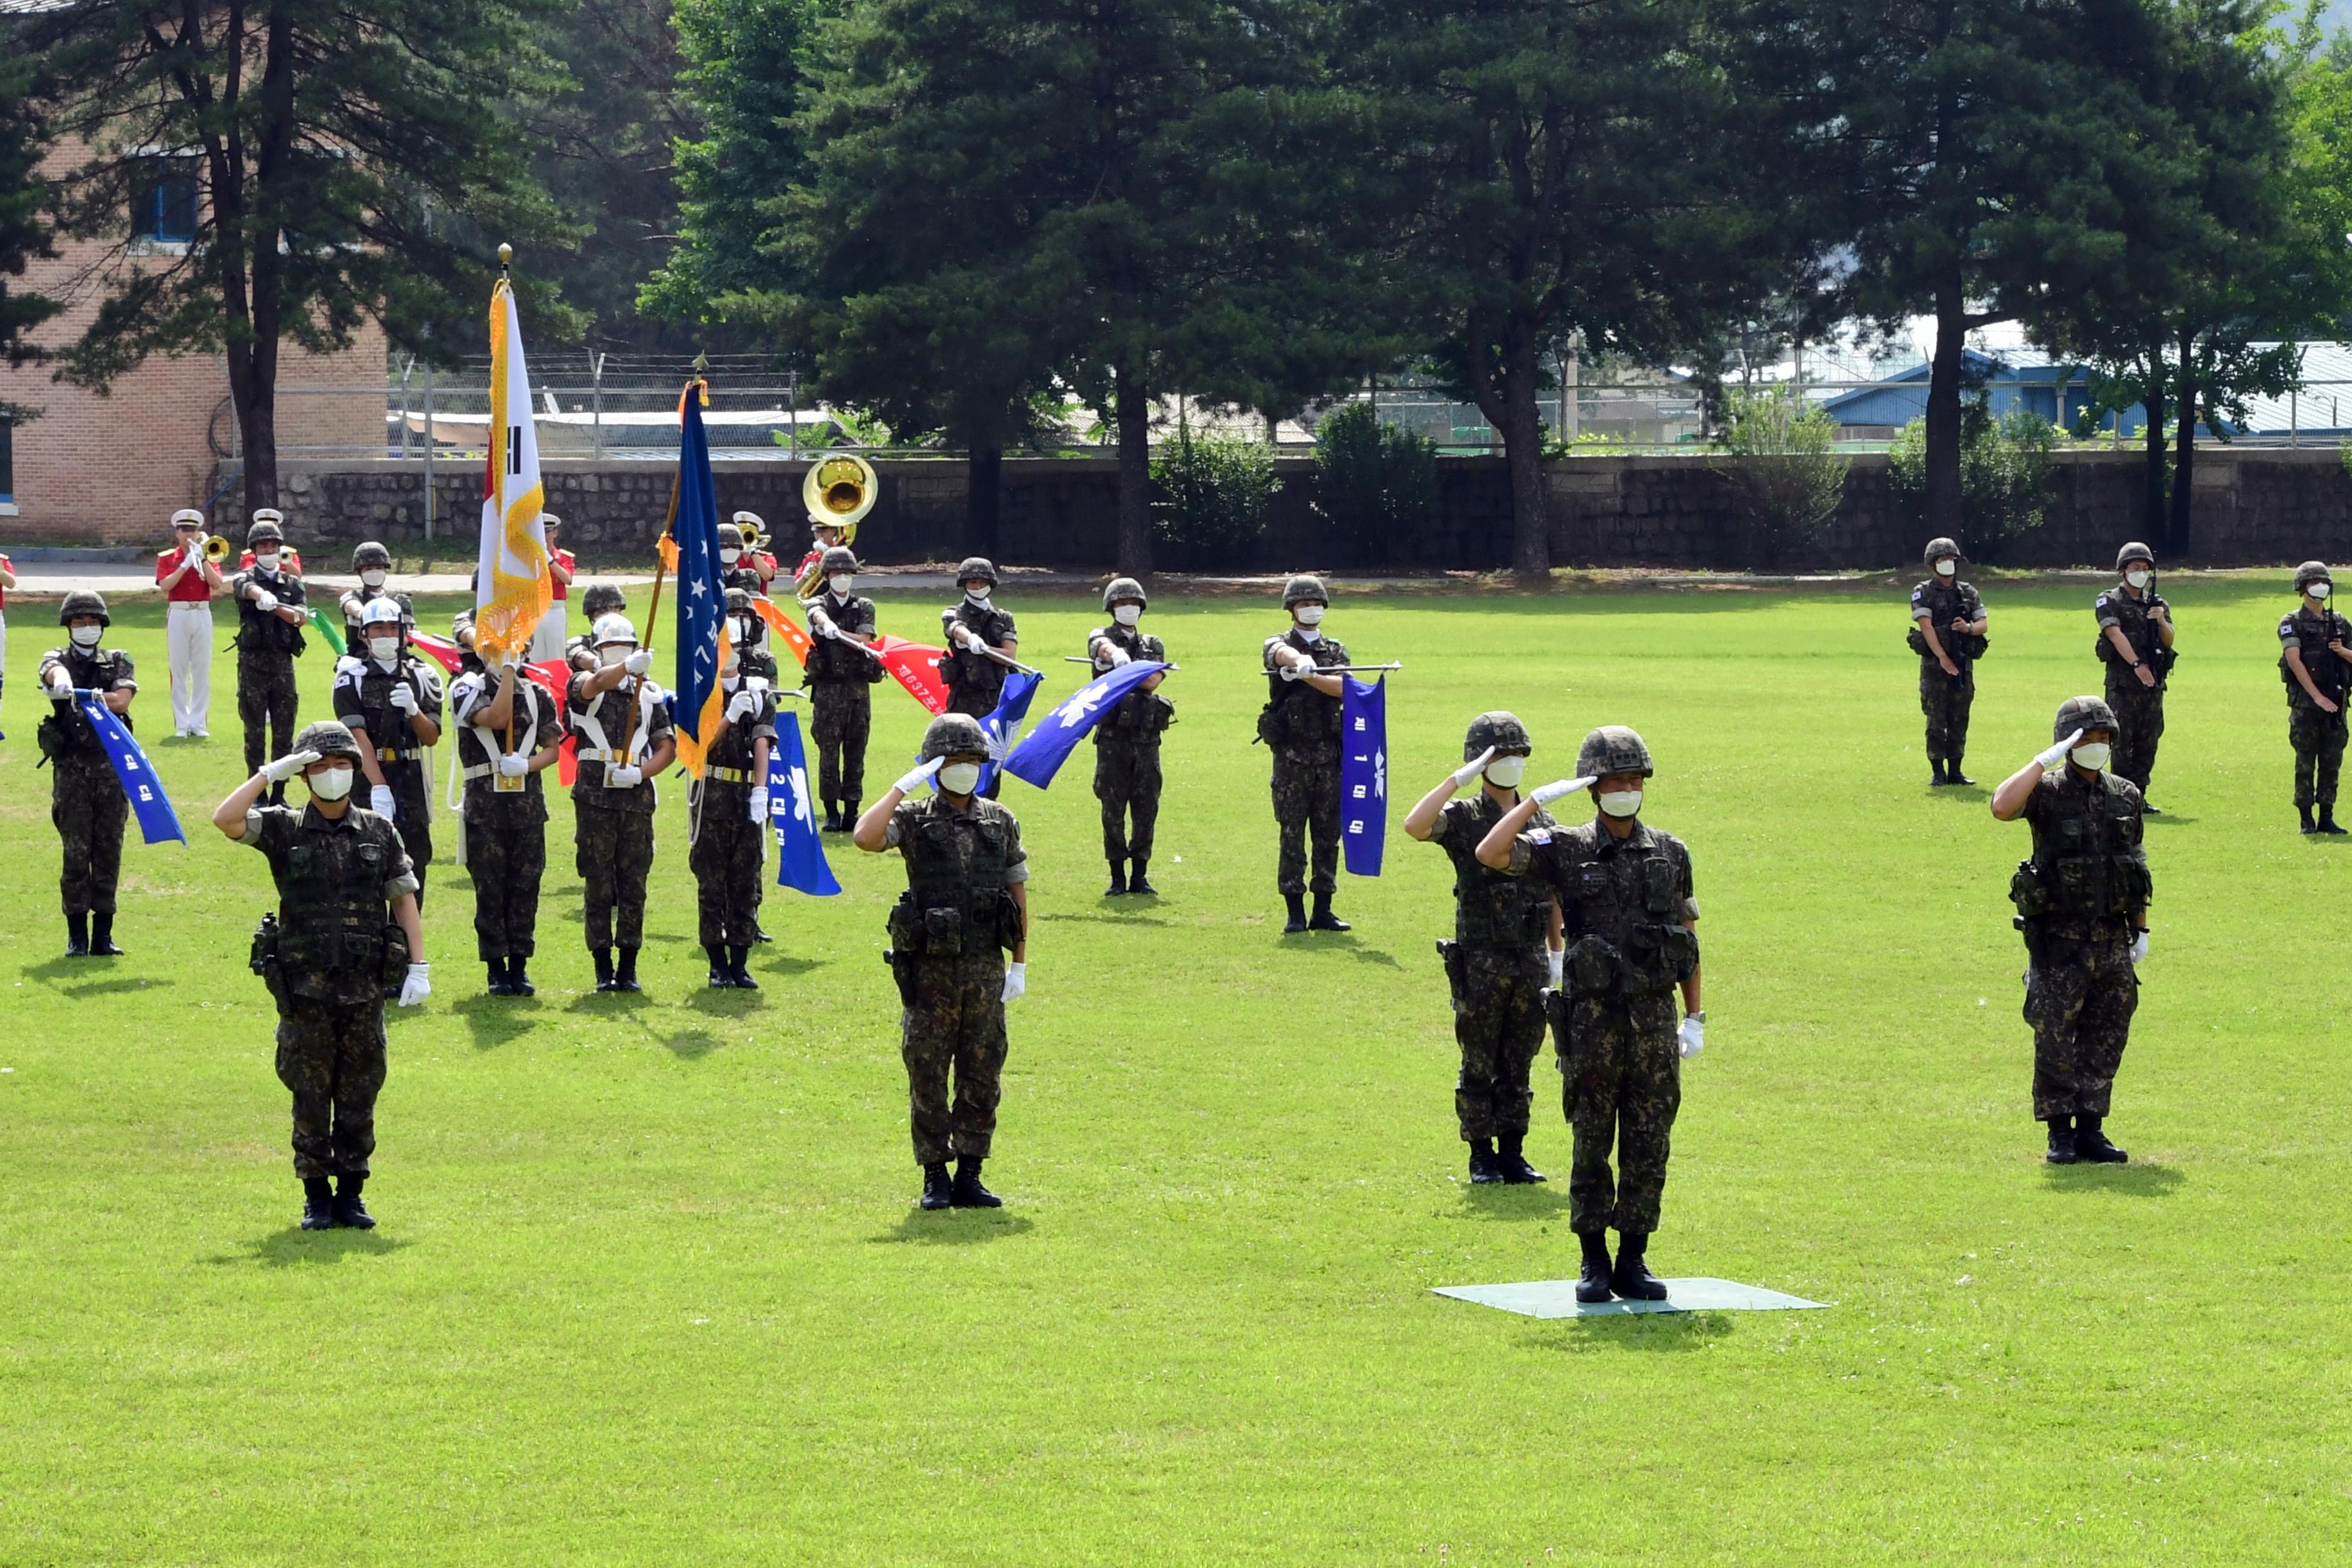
{"left": 723, "top": 586, "right": 755, "bottom": 616}
{"left": 580, "top": 583, "right": 628, "bottom": 620}
{"left": 1102, "top": 576, "right": 1147, "bottom": 612}
{"left": 353, "top": 540, "right": 392, "bottom": 571}
{"left": 1464, "top": 710, "right": 1532, "bottom": 760}
{"left": 1923, "top": 537, "right": 1961, "bottom": 567}
{"left": 718, "top": 523, "right": 743, "bottom": 553}
{"left": 291, "top": 719, "right": 364, "bottom": 764}
{"left": 58, "top": 589, "right": 110, "bottom": 627}
{"left": 1576, "top": 725, "right": 1654, "bottom": 780}
{"left": 821, "top": 545, "right": 859, "bottom": 578}
{"left": 2294, "top": 560, "right": 2333, "bottom": 594}
{"left": 1282, "top": 574, "right": 1329, "bottom": 609}
{"left": 919, "top": 712, "right": 990, "bottom": 763}
{"left": 2115, "top": 541, "right": 2155, "bottom": 573}
{"left": 246, "top": 514, "right": 284, "bottom": 547}
{"left": 2053, "top": 694, "right": 2119, "bottom": 743}
{"left": 956, "top": 556, "right": 999, "bottom": 588}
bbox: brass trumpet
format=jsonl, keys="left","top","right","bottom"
{"left": 202, "top": 534, "right": 232, "bottom": 565}
{"left": 738, "top": 518, "right": 766, "bottom": 553}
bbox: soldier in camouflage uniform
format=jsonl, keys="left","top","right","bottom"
{"left": 567, "top": 584, "right": 631, "bottom": 674}
{"left": 1910, "top": 537, "right": 1990, "bottom": 785}
{"left": 727, "top": 587, "right": 783, "bottom": 687}
{"left": 335, "top": 597, "right": 443, "bottom": 910}
{"left": 1260, "top": 574, "right": 1352, "bottom": 932}
{"left": 1088, "top": 576, "right": 1173, "bottom": 896}
{"left": 689, "top": 643, "right": 776, "bottom": 988}
{"left": 37, "top": 590, "right": 138, "bottom": 957}
{"left": 2278, "top": 562, "right": 2351, "bottom": 834}
{"left": 211, "top": 718, "right": 430, "bottom": 1231}
{"left": 802, "top": 546, "right": 883, "bottom": 830}
{"left": 1406, "top": 712, "right": 1564, "bottom": 1184}
{"left": 2095, "top": 543, "right": 2175, "bottom": 810}
{"left": 1991, "top": 696, "right": 2150, "bottom": 1166}
{"left": 449, "top": 650, "right": 564, "bottom": 995}
{"left": 569, "top": 612, "right": 677, "bottom": 992}
{"left": 338, "top": 540, "right": 397, "bottom": 651}
{"left": 853, "top": 713, "right": 1030, "bottom": 1211}
{"left": 230, "top": 516, "right": 309, "bottom": 799}
{"left": 1477, "top": 726, "right": 1704, "bottom": 1303}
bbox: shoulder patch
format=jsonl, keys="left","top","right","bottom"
{"left": 1527, "top": 828, "right": 1553, "bottom": 846}
{"left": 2280, "top": 616, "right": 2299, "bottom": 640}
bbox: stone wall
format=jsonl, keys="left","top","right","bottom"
{"left": 214, "top": 447, "right": 2352, "bottom": 573}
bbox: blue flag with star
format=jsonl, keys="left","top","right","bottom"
{"left": 1340, "top": 673, "right": 1387, "bottom": 876}
{"left": 668, "top": 380, "right": 730, "bottom": 775}
{"left": 1003, "top": 660, "right": 1168, "bottom": 789}
{"left": 974, "top": 667, "right": 1044, "bottom": 796}
{"left": 767, "top": 710, "right": 842, "bottom": 896}
{"left": 77, "top": 691, "right": 184, "bottom": 846}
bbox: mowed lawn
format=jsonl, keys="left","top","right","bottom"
{"left": 1, "top": 573, "right": 2346, "bottom": 1565}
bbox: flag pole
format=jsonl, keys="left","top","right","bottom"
{"left": 623, "top": 364, "right": 700, "bottom": 761}
{"left": 498, "top": 240, "right": 519, "bottom": 762}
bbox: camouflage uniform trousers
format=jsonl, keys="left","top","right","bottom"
{"left": 1452, "top": 945, "right": 1547, "bottom": 1142}
{"left": 275, "top": 984, "right": 388, "bottom": 1179}
{"left": 466, "top": 799, "right": 546, "bottom": 961}
{"left": 1094, "top": 736, "right": 1162, "bottom": 863}
{"left": 379, "top": 761, "right": 434, "bottom": 909}
{"left": 2104, "top": 675, "right": 2166, "bottom": 794}
{"left": 574, "top": 803, "right": 656, "bottom": 950}
{"left": 1271, "top": 743, "right": 1342, "bottom": 896}
{"left": 2024, "top": 930, "right": 2138, "bottom": 1121}
{"left": 810, "top": 681, "right": 871, "bottom": 807}
{"left": 1554, "top": 990, "right": 1681, "bottom": 1234}
{"left": 2288, "top": 701, "right": 2347, "bottom": 810}
{"left": 1918, "top": 658, "right": 1975, "bottom": 763}
{"left": 237, "top": 653, "right": 300, "bottom": 779}
{"left": 51, "top": 755, "right": 128, "bottom": 917}
{"left": 689, "top": 781, "right": 765, "bottom": 948}
{"left": 901, "top": 951, "right": 1010, "bottom": 1166}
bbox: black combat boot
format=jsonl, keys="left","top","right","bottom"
{"left": 1105, "top": 859, "right": 1128, "bottom": 897}
{"left": 1946, "top": 754, "right": 1974, "bottom": 787}
{"left": 88, "top": 912, "right": 122, "bottom": 956}
{"left": 1496, "top": 1133, "right": 1546, "bottom": 1184}
{"left": 2044, "top": 1115, "right": 2078, "bottom": 1164}
{"left": 614, "top": 946, "right": 643, "bottom": 992}
{"left": 728, "top": 946, "right": 758, "bottom": 990}
{"left": 919, "top": 1162, "right": 955, "bottom": 1211}
{"left": 706, "top": 945, "right": 732, "bottom": 988}
{"left": 65, "top": 912, "right": 89, "bottom": 958}
{"left": 1575, "top": 1231, "right": 1614, "bottom": 1303}
{"left": 1282, "top": 893, "right": 1308, "bottom": 934}
{"left": 1467, "top": 1137, "right": 1502, "bottom": 1184}
{"left": 2141, "top": 800, "right": 2162, "bottom": 816}
{"left": 840, "top": 798, "right": 860, "bottom": 832}
{"left": 1128, "top": 858, "right": 1157, "bottom": 896}
{"left": 752, "top": 920, "right": 773, "bottom": 944}
{"left": 952, "top": 1156, "right": 1003, "bottom": 1208}
{"left": 593, "top": 948, "right": 617, "bottom": 992}
{"left": 823, "top": 799, "right": 842, "bottom": 833}
{"left": 2073, "top": 1115, "right": 2128, "bottom": 1164}
{"left": 1930, "top": 758, "right": 1948, "bottom": 786}
{"left": 1611, "top": 1232, "right": 1670, "bottom": 1300}
{"left": 300, "top": 1177, "right": 337, "bottom": 1231}
{"left": 487, "top": 957, "right": 512, "bottom": 996}
{"left": 333, "top": 1172, "right": 375, "bottom": 1230}
{"left": 2321, "top": 810, "right": 2348, "bottom": 836}
{"left": 509, "top": 956, "right": 534, "bottom": 997}
{"left": 2301, "top": 805, "right": 2318, "bottom": 834}
{"left": 1308, "top": 892, "right": 1350, "bottom": 932}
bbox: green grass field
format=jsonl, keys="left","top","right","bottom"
{"left": 3, "top": 574, "right": 2347, "bottom": 1564}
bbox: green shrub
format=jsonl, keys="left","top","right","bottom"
{"left": 1311, "top": 400, "right": 1438, "bottom": 565}
{"left": 1151, "top": 427, "right": 1280, "bottom": 562}
{"left": 1713, "top": 386, "right": 1848, "bottom": 567}
{"left": 1890, "top": 400, "right": 2059, "bottom": 562}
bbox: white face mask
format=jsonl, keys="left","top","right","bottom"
{"left": 599, "top": 644, "right": 632, "bottom": 668}
{"left": 308, "top": 764, "right": 355, "bottom": 801}
{"left": 937, "top": 761, "right": 983, "bottom": 796}
{"left": 2125, "top": 569, "right": 2150, "bottom": 590}
{"left": 2070, "top": 743, "right": 2111, "bottom": 772}
{"left": 1597, "top": 789, "right": 1644, "bottom": 819}
{"left": 1113, "top": 603, "right": 1142, "bottom": 627}
{"left": 70, "top": 623, "right": 104, "bottom": 648}
{"left": 1294, "top": 604, "right": 1326, "bottom": 627}
{"left": 1934, "top": 559, "right": 1957, "bottom": 578}
{"left": 2313, "top": 582, "right": 2334, "bottom": 602}
{"left": 255, "top": 552, "right": 280, "bottom": 573}
{"left": 361, "top": 569, "right": 387, "bottom": 589}
{"left": 965, "top": 585, "right": 992, "bottom": 603}
{"left": 369, "top": 636, "right": 400, "bottom": 664}
{"left": 830, "top": 575, "right": 856, "bottom": 598}
{"left": 1485, "top": 756, "right": 1527, "bottom": 789}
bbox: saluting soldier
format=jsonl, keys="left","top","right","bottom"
{"left": 1087, "top": 576, "right": 1173, "bottom": 896}
{"left": 1404, "top": 712, "right": 1563, "bottom": 1185}
{"left": 1476, "top": 727, "right": 1705, "bottom": 1304}
{"left": 568, "top": 612, "right": 676, "bottom": 993}
{"left": 449, "top": 650, "right": 564, "bottom": 995}
{"left": 1910, "top": 538, "right": 1989, "bottom": 786}
{"left": 212, "top": 720, "right": 430, "bottom": 1231}
{"left": 1259, "top": 574, "right": 1351, "bottom": 933}
{"left": 339, "top": 540, "right": 396, "bottom": 650}
{"left": 803, "top": 545, "right": 883, "bottom": 830}
{"left": 230, "top": 514, "right": 309, "bottom": 801}
{"left": 2095, "top": 543, "right": 2175, "bottom": 810}
{"left": 334, "top": 597, "right": 443, "bottom": 910}
{"left": 2279, "top": 562, "right": 2351, "bottom": 835}
{"left": 689, "top": 641, "right": 775, "bottom": 989}
{"left": 854, "top": 714, "right": 1030, "bottom": 1211}
{"left": 37, "top": 590, "right": 138, "bottom": 957}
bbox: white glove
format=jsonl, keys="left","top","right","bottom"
{"left": 623, "top": 649, "right": 652, "bottom": 677}
{"left": 1450, "top": 746, "right": 1498, "bottom": 790}
{"left": 950, "top": 623, "right": 975, "bottom": 648}
{"left": 397, "top": 962, "right": 431, "bottom": 1008}
{"left": 607, "top": 764, "right": 643, "bottom": 787}
{"left": 1278, "top": 659, "right": 1306, "bottom": 682}
{"left": 1547, "top": 948, "right": 1565, "bottom": 990}
{"left": 45, "top": 665, "right": 73, "bottom": 697}
{"left": 2035, "top": 728, "right": 2084, "bottom": 770}
{"left": 1104, "top": 643, "right": 1132, "bottom": 666}
{"left": 1001, "top": 961, "right": 1026, "bottom": 1003}
{"left": 810, "top": 609, "right": 837, "bottom": 639}
{"left": 495, "top": 752, "right": 529, "bottom": 779}
{"left": 727, "top": 687, "right": 761, "bottom": 723}
{"left": 748, "top": 787, "right": 770, "bottom": 822}
{"left": 1678, "top": 1012, "right": 1705, "bottom": 1058}
{"left": 260, "top": 748, "right": 322, "bottom": 785}
{"left": 251, "top": 589, "right": 279, "bottom": 613}
{"left": 370, "top": 785, "right": 397, "bottom": 819}
{"left": 186, "top": 544, "right": 205, "bottom": 569}
{"left": 895, "top": 756, "right": 945, "bottom": 794}
{"left": 387, "top": 683, "right": 418, "bottom": 715}
{"left": 1531, "top": 775, "right": 1595, "bottom": 805}
{"left": 2130, "top": 931, "right": 2148, "bottom": 965}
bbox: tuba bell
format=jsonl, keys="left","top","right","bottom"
{"left": 796, "top": 453, "right": 878, "bottom": 595}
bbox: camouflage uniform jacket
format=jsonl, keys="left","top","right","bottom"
{"left": 237, "top": 801, "right": 418, "bottom": 1003}
{"left": 2017, "top": 768, "right": 2150, "bottom": 943}
{"left": 37, "top": 646, "right": 138, "bottom": 761}
{"left": 1088, "top": 623, "right": 1172, "bottom": 744}
{"left": 1507, "top": 818, "right": 1699, "bottom": 998}
{"left": 1431, "top": 794, "right": 1555, "bottom": 954}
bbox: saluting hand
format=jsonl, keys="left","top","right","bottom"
{"left": 1449, "top": 747, "right": 1498, "bottom": 791}
{"left": 260, "top": 749, "right": 323, "bottom": 785}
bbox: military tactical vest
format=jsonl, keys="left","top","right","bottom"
{"left": 273, "top": 810, "right": 398, "bottom": 978}
{"left": 336, "top": 657, "right": 433, "bottom": 764}
{"left": 1551, "top": 821, "right": 1698, "bottom": 997}
{"left": 231, "top": 569, "right": 307, "bottom": 657}
{"left": 1908, "top": 578, "right": 1988, "bottom": 662}
{"left": 1441, "top": 794, "right": 1553, "bottom": 952}
{"left": 890, "top": 797, "right": 1023, "bottom": 957}
{"left": 940, "top": 601, "right": 1018, "bottom": 713}
{"left": 2280, "top": 607, "right": 2352, "bottom": 708}
{"left": 39, "top": 647, "right": 135, "bottom": 761}
{"left": 2095, "top": 589, "right": 2170, "bottom": 676}
{"left": 1090, "top": 625, "right": 1172, "bottom": 742}
{"left": 806, "top": 592, "right": 881, "bottom": 683}
{"left": 2019, "top": 772, "right": 2150, "bottom": 926}
{"left": 1259, "top": 630, "right": 1349, "bottom": 750}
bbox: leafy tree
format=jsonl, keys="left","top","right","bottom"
{"left": 1714, "top": 386, "right": 1847, "bottom": 567}
{"left": 23, "top": 0, "right": 578, "bottom": 514}
{"left": 0, "top": 52, "right": 61, "bottom": 423}
{"left": 1150, "top": 423, "right": 1280, "bottom": 566}
{"left": 1311, "top": 400, "right": 1436, "bottom": 567}
{"left": 1890, "top": 400, "right": 2057, "bottom": 562}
